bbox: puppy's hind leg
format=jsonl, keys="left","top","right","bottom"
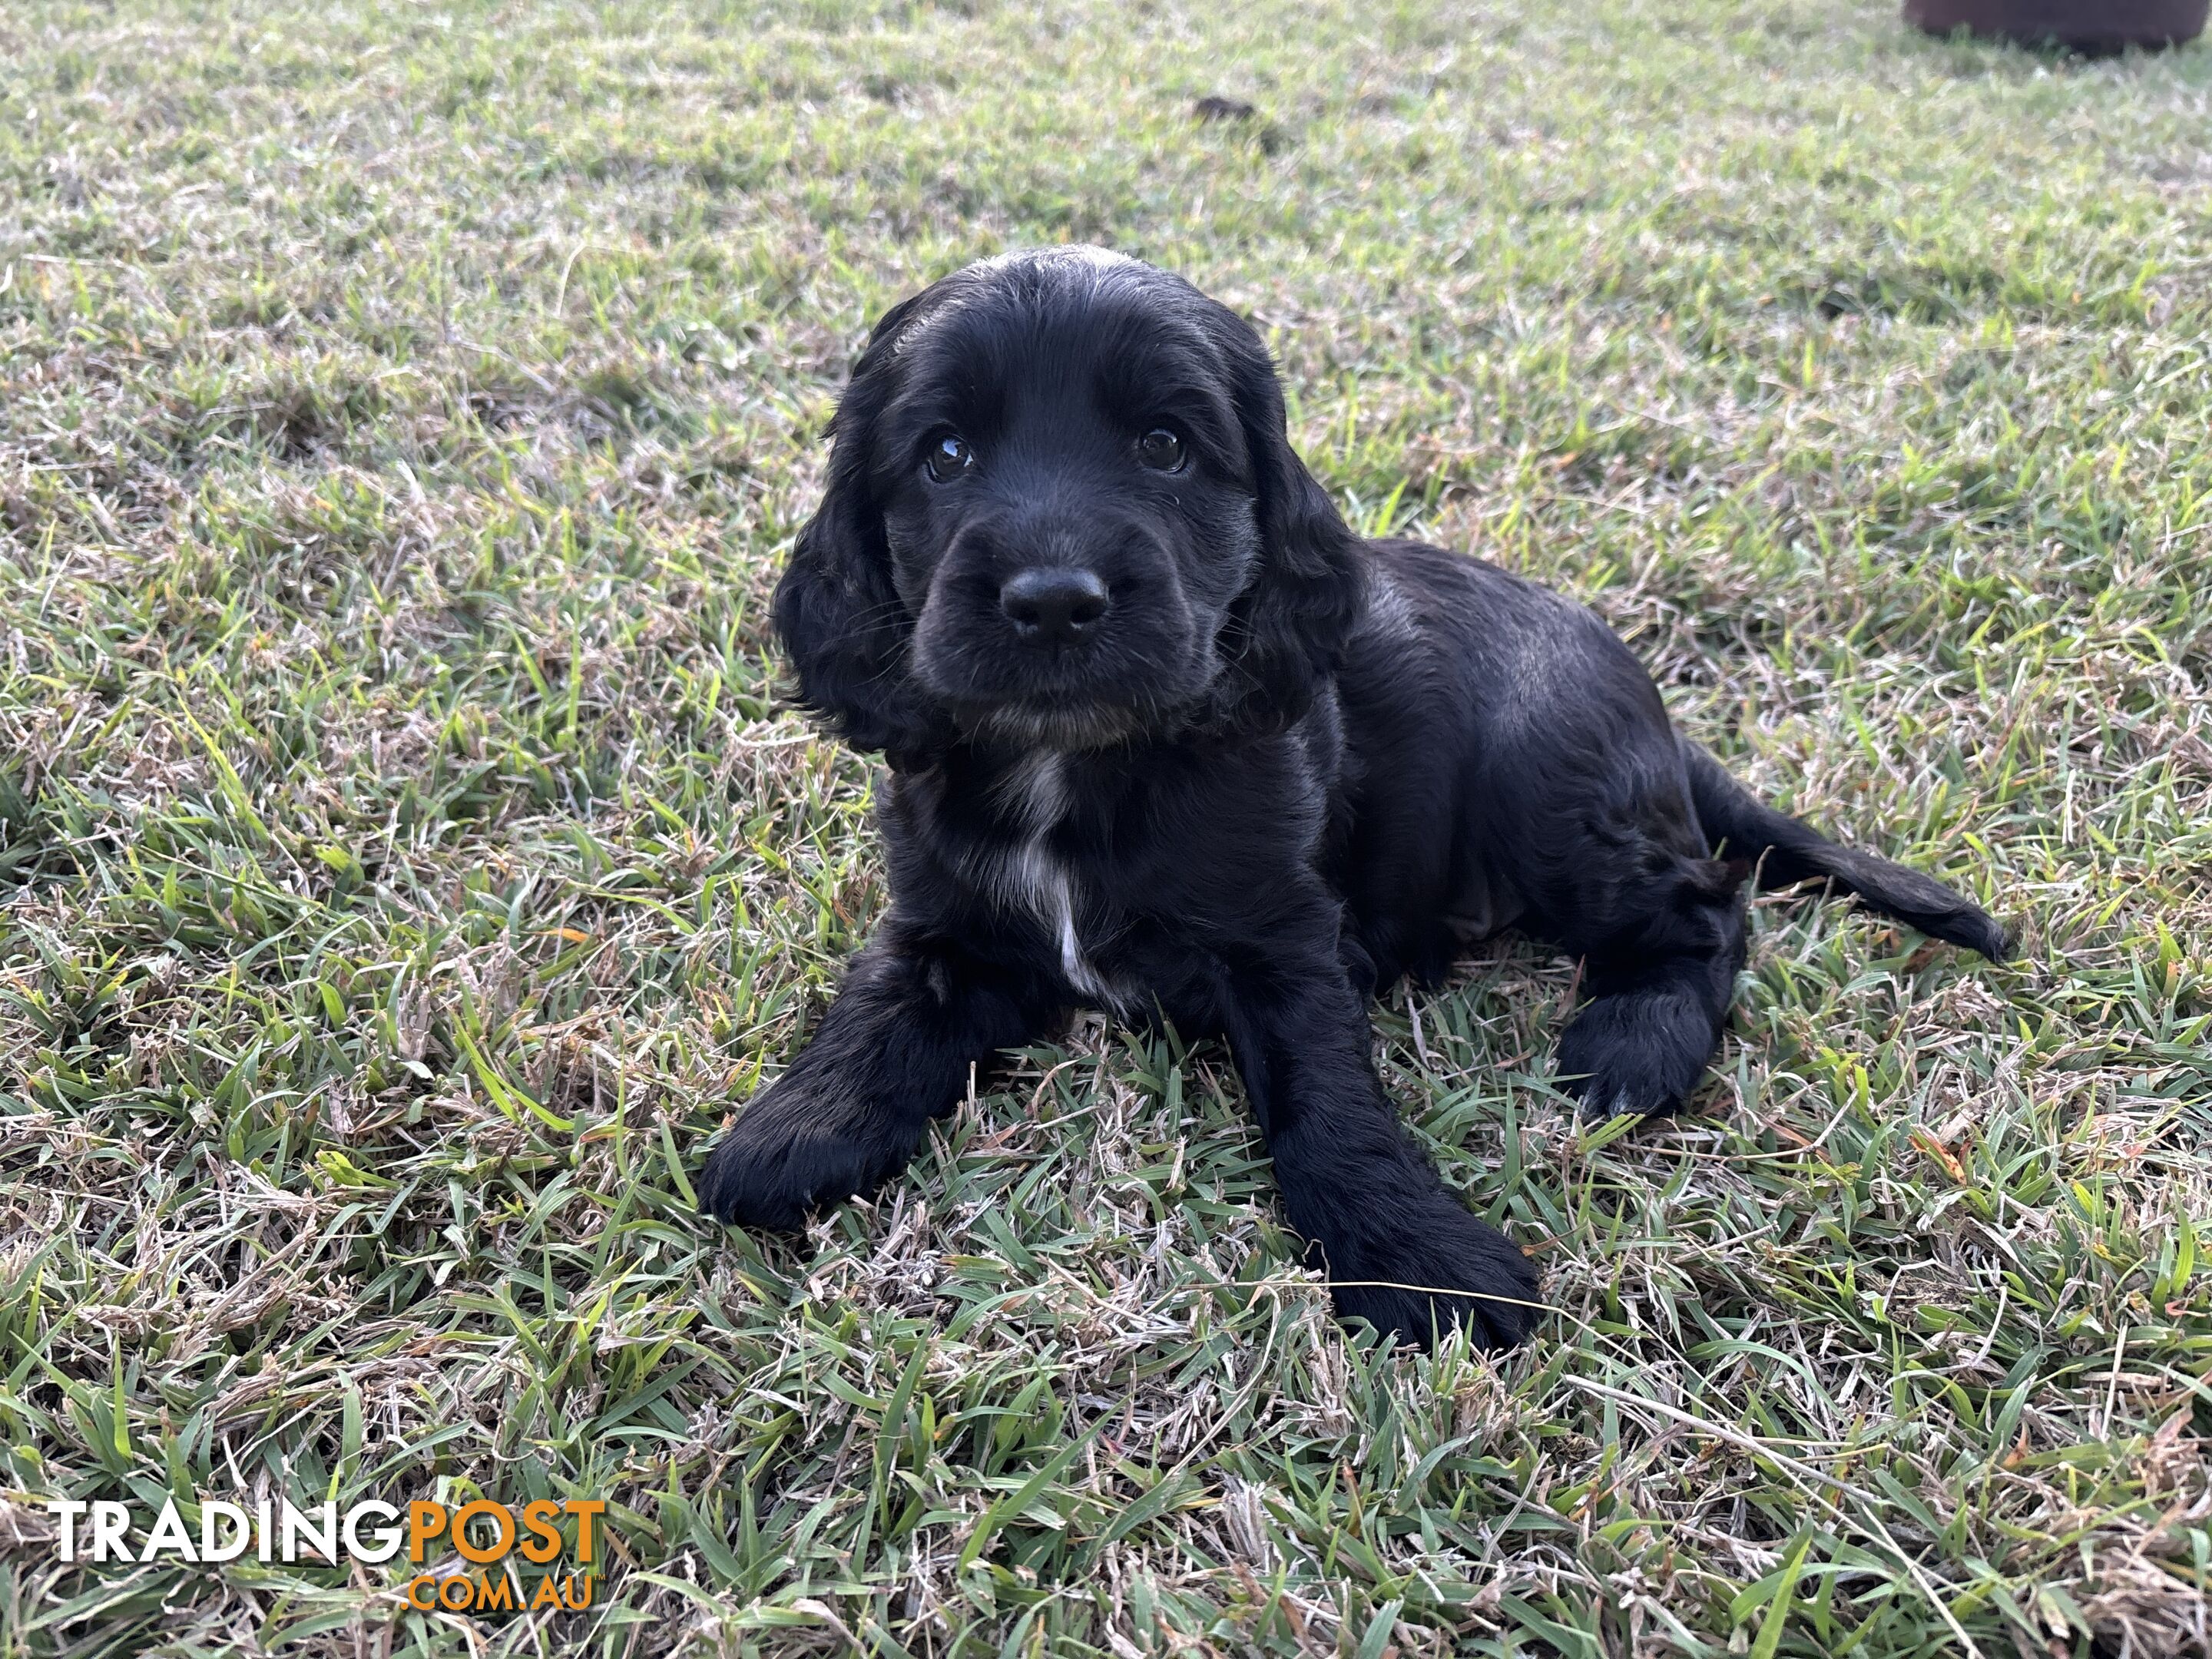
{"left": 1552, "top": 857, "right": 1748, "bottom": 1119}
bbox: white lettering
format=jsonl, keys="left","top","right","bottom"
{"left": 139, "top": 1498, "right": 197, "bottom": 1562}
{"left": 46, "top": 1499, "right": 86, "bottom": 1562}
{"left": 281, "top": 1500, "right": 337, "bottom": 1564}
{"left": 343, "top": 1501, "right": 404, "bottom": 1564}
{"left": 87, "top": 1501, "right": 130, "bottom": 1562}
{"left": 200, "top": 1499, "right": 251, "bottom": 1562}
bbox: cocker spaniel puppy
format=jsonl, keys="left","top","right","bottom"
{"left": 701, "top": 247, "right": 2007, "bottom": 1349}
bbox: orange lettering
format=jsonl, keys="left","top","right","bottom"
{"left": 473, "top": 1572, "right": 516, "bottom": 1611}
{"left": 406, "top": 1502, "right": 449, "bottom": 1565}
{"left": 518, "top": 1498, "right": 563, "bottom": 1565}
{"left": 563, "top": 1499, "right": 606, "bottom": 1565}
{"left": 452, "top": 1499, "right": 514, "bottom": 1565}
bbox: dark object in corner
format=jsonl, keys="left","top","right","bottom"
{"left": 1192, "top": 95, "right": 1258, "bottom": 121}
{"left": 1905, "top": 0, "right": 2207, "bottom": 51}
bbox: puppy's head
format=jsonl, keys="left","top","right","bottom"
{"left": 774, "top": 247, "right": 1363, "bottom": 758}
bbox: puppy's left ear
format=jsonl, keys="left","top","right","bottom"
{"left": 772, "top": 292, "right": 955, "bottom": 764}
{"left": 1207, "top": 323, "right": 1366, "bottom": 736}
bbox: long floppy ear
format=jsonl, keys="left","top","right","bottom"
{"left": 771, "top": 293, "right": 955, "bottom": 763}
{"left": 1203, "top": 320, "right": 1367, "bottom": 737}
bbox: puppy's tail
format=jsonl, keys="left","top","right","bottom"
{"left": 1682, "top": 740, "right": 2012, "bottom": 960}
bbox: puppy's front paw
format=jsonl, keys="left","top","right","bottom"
{"left": 1557, "top": 1068, "right": 1680, "bottom": 1121}
{"left": 697, "top": 1084, "right": 916, "bottom": 1232}
{"left": 1320, "top": 1196, "right": 1541, "bottom": 1353}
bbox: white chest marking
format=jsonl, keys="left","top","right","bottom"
{"left": 992, "top": 753, "right": 1120, "bottom": 1009}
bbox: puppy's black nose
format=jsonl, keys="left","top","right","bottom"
{"left": 999, "top": 568, "right": 1109, "bottom": 644}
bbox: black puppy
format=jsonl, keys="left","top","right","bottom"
{"left": 701, "top": 247, "right": 2007, "bottom": 1349}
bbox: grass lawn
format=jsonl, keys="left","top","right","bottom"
{"left": 3, "top": 0, "right": 2210, "bottom": 1652}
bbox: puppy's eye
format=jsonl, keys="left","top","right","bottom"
{"left": 924, "top": 432, "right": 974, "bottom": 482}
{"left": 1137, "top": 427, "right": 1186, "bottom": 473}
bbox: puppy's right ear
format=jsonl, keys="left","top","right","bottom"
{"left": 772, "top": 293, "right": 953, "bottom": 763}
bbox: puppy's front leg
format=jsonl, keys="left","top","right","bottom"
{"left": 700, "top": 923, "right": 1053, "bottom": 1231}
{"left": 1223, "top": 949, "right": 1541, "bottom": 1350}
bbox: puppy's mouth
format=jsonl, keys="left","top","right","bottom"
{"left": 916, "top": 645, "right": 1217, "bottom": 750}
{"left": 910, "top": 594, "right": 1213, "bottom": 748}
{"left": 952, "top": 696, "right": 1156, "bottom": 751}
